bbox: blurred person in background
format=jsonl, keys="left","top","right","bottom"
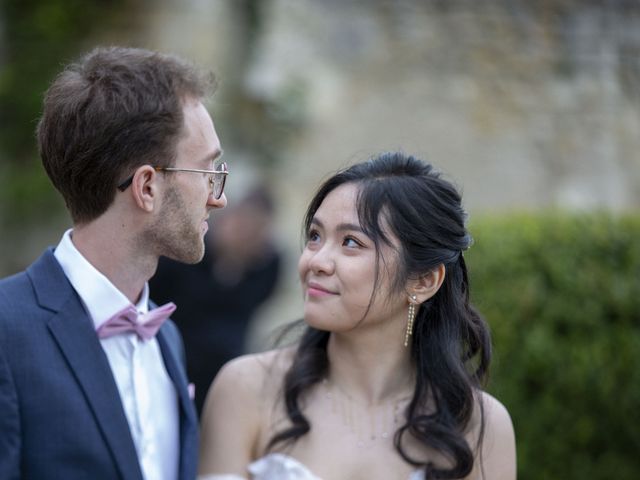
{"left": 0, "top": 46, "right": 226, "bottom": 480}
{"left": 151, "top": 182, "right": 281, "bottom": 415}
{"left": 198, "top": 152, "right": 515, "bottom": 480}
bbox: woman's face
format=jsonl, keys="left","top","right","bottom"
{"left": 298, "top": 183, "right": 407, "bottom": 333}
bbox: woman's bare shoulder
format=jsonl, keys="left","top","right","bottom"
{"left": 478, "top": 391, "right": 514, "bottom": 436}
{"left": 199, "top": 347, "right": 298, "bottom": 475}
{"left": 473, "top": 391, "right": 517, "bottom": 480}
{"left": 209, "top": 347, "right": 296, "bottom": 401}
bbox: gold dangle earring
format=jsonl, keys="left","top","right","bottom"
{"left": 404, "top": 295, "right": 417, "bottom": 347}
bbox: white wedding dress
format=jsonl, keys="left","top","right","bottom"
{"left": 199, "top": 453, "right": 425, "bottom": 480}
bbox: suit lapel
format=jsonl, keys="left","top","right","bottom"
{"left": 157, "top": 327, "right": 198, "bottom": 480}
{"left": 29, "top": 250, "right": 143, "bottom": 480}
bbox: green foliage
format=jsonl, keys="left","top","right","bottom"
{"left": 466, "top": 212, "right": 640, "bottom": 479}
{"left": 0, "top": 0, "right": 125, "bottom": 225}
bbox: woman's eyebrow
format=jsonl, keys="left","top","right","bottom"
{"left": 310, "top": 218, "right": 364, "bottom": 234}
{"left": 336, "top": 223, "right": 364, "bottom": 233}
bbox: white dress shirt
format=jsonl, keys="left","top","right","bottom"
{"left": 54, "top": 229, "right": 179, "bottom": 480}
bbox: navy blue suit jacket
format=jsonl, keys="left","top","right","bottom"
{"left": 0, "top": 249, "right": 198, "bottom": 479}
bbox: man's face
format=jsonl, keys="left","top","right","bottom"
{"left": 148, "top": 99, "right": 225, "bottom": 264}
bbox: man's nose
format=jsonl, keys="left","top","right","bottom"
{"left": 208, "top": 192, "right": 227, "bottom": 209}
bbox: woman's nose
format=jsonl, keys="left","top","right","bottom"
{"left": 308, "top": 245, "right": 335, "bottom": 275}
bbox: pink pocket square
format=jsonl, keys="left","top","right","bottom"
{"left": 188, "top": 383, "right": 196, "bottom": 400}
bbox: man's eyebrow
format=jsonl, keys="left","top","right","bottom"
{"left": 210, "top": 148, "right": 224, "bottom": 162}
{"left": 200, "top": 148, "right": 224, "bottom": 167}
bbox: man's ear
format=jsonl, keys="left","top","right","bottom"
{"left": 130, "top": 165, "right": 159, "bottom": 212}
{"left": 407, "top": 263, "right": 446, "bottom": 304}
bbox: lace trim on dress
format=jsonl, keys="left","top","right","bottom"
{"left": 199, "top": 453, "right": 425, "bottom": 480}
{"left": 198, "top": 475, "right": 247, "bottom": 480}
{"left": 248, "top": 453, "right": 322, "bottom": 480}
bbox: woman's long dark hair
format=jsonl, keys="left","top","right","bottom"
{"left": 268, "top": 152, "right": 491, "bottom": 479}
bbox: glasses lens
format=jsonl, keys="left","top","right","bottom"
{"left": 211, "top": 162, "right": 227, "bottom": 199}
{"left": 211, "top": 173, "right": 226, "bottom": 199}
{"left": 213, "top": 156, "right": 225, "bottom": 171}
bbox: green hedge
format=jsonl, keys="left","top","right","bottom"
{"left": 466, "top": 212, "right": 640, "bottom": 480}
{"left": 0, "top": 0, "right": 126, "bottom": 226}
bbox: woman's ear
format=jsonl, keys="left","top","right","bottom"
{"left": 408, "top": 264, "right": 446, "bottom": 304}
{"left": 130, "top": 165, "right": 159, "bottom": 212}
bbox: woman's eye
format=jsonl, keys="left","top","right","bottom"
{"left": 307, "top": 230, "right": 320, "bottom": 243}
{"left": 343, "top": 236, "right": 361, "bottom": 248}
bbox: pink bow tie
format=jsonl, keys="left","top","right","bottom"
{"left": 97, "top": 302, "right": 176, "bottom": 341}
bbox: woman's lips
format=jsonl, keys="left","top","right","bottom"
{"left": 307, "top": 282, "right": 337, "bottom": 297}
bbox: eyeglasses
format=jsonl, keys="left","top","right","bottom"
{"left": 117, "top": 162, "right": 229, "bottom": 199}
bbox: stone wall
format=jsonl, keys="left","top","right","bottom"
{"left": 223, "top": 0, "right": 640, "bottom": 346}
{"left": 2, "top": 1, "right": 639, "bottom": 344}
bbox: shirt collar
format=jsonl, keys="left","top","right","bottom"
{"left": 54, "top": 229, "right": 150, "bottom": 330}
